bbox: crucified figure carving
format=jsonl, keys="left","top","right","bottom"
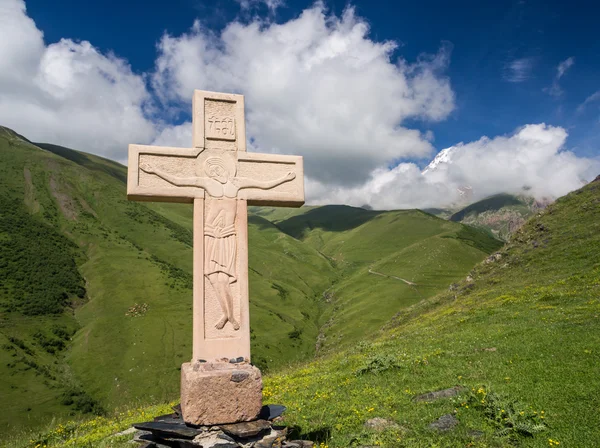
{"left": 140, "top": 153, "right": 295, "bottom": 330}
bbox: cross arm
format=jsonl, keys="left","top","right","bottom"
{"left": 127, "top": 144, "right": 205, "bottom": 203}
{"left": 236, "top": 152, "right": 304, "bottom": 207}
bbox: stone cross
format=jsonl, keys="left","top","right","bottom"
{"left": 127, "top": 90, "right": 304, "bottom": 365}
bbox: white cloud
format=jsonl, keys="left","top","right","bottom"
{"left": 504, "top": 57, "right": 534, "bottom": 83}
{"left": 557, "top": 56, "right": 575, "bottom": 79}
{"left": 151, "top": 4, "right": 455, "bottom": 186}
{"left": 0, "top": 0, "right": 157, "bottom": 161}
{"left": 152, "top": 122, "right": 193, "bottom": 148}
{"left": 236, "top": 0, "right": 284, "bottom": 13}
{"left": 577, "top": 90, "right": 600, "bottom": 114}
{"left": 545, "top": 56, "right": 575, "bottom": 97}
{"left": 312, "top": 124, "right": 599, "bottom": 209}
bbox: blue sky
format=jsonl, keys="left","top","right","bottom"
{"left": 1, "top": 0, "right": 599, "bottom": 208}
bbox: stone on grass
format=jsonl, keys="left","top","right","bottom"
{"left": 468, "top": 429, "right": 485, "bottom": 438}
{"left": 412, "top": 386, "right": 465, "bottom": 403}
{"left": 112, "top": 426, "right": 137, "bottom": 437}
{"left": 364, "top": 417, "right": 400, "bottom": 432}
{"left": 428, "top": 414, "right": 459, "bottom": 432}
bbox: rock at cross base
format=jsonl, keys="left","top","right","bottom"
{"left": 219, "top": 419, "right": 271, "bottom": 437}
{"left": 286, "top": 442, "right": 315, "bottom": 448}
{"left": 258, "top": 404, "right": 287, "bottom": 420}
{"left": 181, "top": 361, "right": 262, "bottom": 425}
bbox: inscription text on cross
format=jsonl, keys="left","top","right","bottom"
{"left": 127, "top": 90, "right": 304, "bottom": 364}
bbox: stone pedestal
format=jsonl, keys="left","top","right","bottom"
{"left": 181, "top": 361, "right": 262, "bottom": 426}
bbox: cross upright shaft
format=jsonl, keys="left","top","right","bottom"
{"left": 127, "top": 90, "right": 304, "bottom": 363}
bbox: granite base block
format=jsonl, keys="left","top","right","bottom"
{"left": 180, "top": 361, "right": 262, "bottom": 426}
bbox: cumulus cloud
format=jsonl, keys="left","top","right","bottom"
{"left": 0, "top": 0, "right": 156, "bottom": 161}
{"left": 151, "top": 4, "right": 455, "bottom": 186}
{"left": 312, "top": 124, "right": 599, "bottom": 209}
{"left": 545, "top": 56, "right": 574, "bottom": 97}
{"left": 1, "top": 1, "right": 595, "bottom": 211}
{"left": 503, "top": 57, "right": 535, "bottom": 83}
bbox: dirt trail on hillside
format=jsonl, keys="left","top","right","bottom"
{"left": 368, "top": 269, "right": 417, "bottom": 286}
{"left": 368, "top": 269, "right": 422, "bottom": 298}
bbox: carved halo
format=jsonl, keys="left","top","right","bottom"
{"left": 197, "top": 152, "right": 237, "bottom": 179}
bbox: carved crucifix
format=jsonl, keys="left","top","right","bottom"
{"left": 127, "top": 90, "right": 304, "bottom": 363}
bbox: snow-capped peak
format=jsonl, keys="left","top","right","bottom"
{"left": 422, "top": 146, "right": 456, "bottom": 175}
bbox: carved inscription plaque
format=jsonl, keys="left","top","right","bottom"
{"left": 205, "top": 99, "right": 236, "bottom": 142}
{"left": 207, "top": 116, "right": 236, "bottom": 141}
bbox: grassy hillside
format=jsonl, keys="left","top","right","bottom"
{"left": 0, "top": 127, "right": 335, "bottom": 432}
{"left": 260, "top": 176, "right": 600, "bottom": 447}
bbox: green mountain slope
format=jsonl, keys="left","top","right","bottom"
{"left": 449, "top": 193, "right": 550, "bottom": 241}
{"left": 0, "top": 128, "right": 335, "bottom": 432}
{"left": 272, "top": 206, "right": 503, "bottom": 353}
